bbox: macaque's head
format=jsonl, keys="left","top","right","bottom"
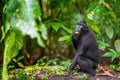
{"left": 74, "top": 20, "right": 88, "bottom": 35}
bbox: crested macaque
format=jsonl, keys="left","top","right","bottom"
{"left": 68, "top": 20, "right": 99, "bottom": 75}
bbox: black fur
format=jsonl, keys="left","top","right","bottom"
{"left": 68, "top": 20, "right": 99, "bottom": 75}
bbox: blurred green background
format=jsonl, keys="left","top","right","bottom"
{"left": 0, "top": 0, "right": 120, "bottom": 79}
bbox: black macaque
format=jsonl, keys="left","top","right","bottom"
{"left": 68, "top": 20, "right": 99, "bottom": 76}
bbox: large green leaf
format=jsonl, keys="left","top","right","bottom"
{"left": 51, "top": 22, "right": 61, "bottom": 31}
{"left": 91, "top": 25, "right": 101, "bottom": 35}
{"left": 51, "top": 22, "right": 73, "bottom": 34}
{"left": 5, "top": 0, "right": 44, "bottom": 47}
{"left": 28, "top": 0, "right": 42, "bottom": 18}
{"left": 0, "top": 21, "right": 10, "bottom": 42}
{"left": 58, "top": 35, "right": 71, "bottom": 41}
{"left": 41, "top": 23, "right": 48, "bottom": 40}
{"left": 37, "top": 34, "right": 45, "bottom": 47}
{"left": 2, "top": 31, "right": 24, "bottom": 80}
{"left": 105, "top": 26, "right": 114, "bottom": 39}
{"left": 61, "top": 24, "right": 73, "bottom": 34}
{"left": 103, "top": 52, "right": 115, "bottom": 57}
{"left": 87, "top": 11, "right": 94, "bottom": 20}
{"left": 103, "top": 49, "right": 117, "bottom": 61}
{"left": 114, "top": 39, "right": 120, "bottom": 52}
{"left": 87, "top": 4, "right": 101, "bottom": 21}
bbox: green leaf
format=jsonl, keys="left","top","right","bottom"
{"left": 61, "top": 25, "right": 73, "bottom": 34}
{"left": 103, "top": 49, "right": 117, "bottom": 61}
{"left": 93, "top": 6, "right": 101, "bottom": 16}
{"left": 51, "top": 22, "right": 61, "bottom": 31}
{"left": 91, "top": 25, "right": 101, "bottom": 35}
{"left": 114, "top": 39, "right": 120, "bottom": 52}
{"left": 37, "top": 34, "right": 45, "bottom": 47}
{"left": 87, "top": 3, "right": 97, "bottom": 12}
{"left": 9, "top": 1, "right": 37, "bottom": 38}
{"left": 41, "top": 23, "right": 48, "bottom": 40}
{"left": 28, "top": 0, "right": 42, "bottom": 18}
{"left": 98, "top": 40, "right": 109, "bottom": 49}
{"left": 117, "top": 52, "right": 120, "bottom": 57}
{"left": 87, "top": 11, "right": 94, "bottom": 20}
{"left": 5, "top": 0, "right": 44, "bottom": 47}
{"left": 81, "top": 74, "right": 88, "bottom": 79}
{"left": 2, "top": 31, "right": 24, "bottom": 80}
{"left": 109, "top": 49, "right": 116, "bottom": 54}
{"left": 105, "top": 26, "right": 114, "bottom": 39}
{"left": 16, "top": 56, "right": 24, "bottom": 62}
{"left": 17, "top": 62, "right": 24, "bottom": 68}
{"left": 0, "top": 22, "right": 10, "bottom": 42}
{"left": 43, "top": 0, "right": 48, "bottom": 3}
{"left": 118, "top": 75, "right": 120, "bottom": 78}
{"left": 103, "top": 52, "right": 115, "bottom": 57}
{"left": 58, "top": 35, "right": 71, "bottom": 41}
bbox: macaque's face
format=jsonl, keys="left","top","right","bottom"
{"left": 75, "top": 21, "right": 87, "bottom": 35}
{"left": 75, "top": 24, "right": 84, "bottom": 35}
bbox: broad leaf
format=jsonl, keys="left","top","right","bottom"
{"left": 37, "top": 34, "right": 45, "bottom": 47}
{"left": 103, "top": 49, "right": 117, "bottom": 61}
{"left": 0, "top": 22, "right": 10, "bottom": 42}
{"left": 41, "top": 23, "right": 48, "bottom": 40}
{"left": 103, "top": 52, "right": 116, "bottom": 61}
{"left": 61, "top": 25, "right": 73, "bottom": 34}
{"left": 43, "top": 0, "right": 48, "bottom": 3}
{"left": 51, "top": 22, "right": 61, "bottom": 31}
{"left": 87, "top": 11, "right": 94, "bottom": 20}
{"left": 110, "top": 11, "right": 116, "bottom": 21}
{"left": 2, "top": 31, "right": 24, "bottom": 80}
{"left": 109, "top": 49, "right": 116, "bottom": 54}
{"left": 105, "top": 26, "right": 114, "bottom": 39}
{"left": 102, "top": 2, "right": 111, "bottom": 10}
{"left": 114, "top": 39, "right": 120, "bottom": 52}
{"left": 58, "top": 35, "right": 71, "bottom": 41}
{"left": 91, "top": 25, "right": 101, "bottom": 35}
{"left": 5, "top": 0, "right": 44, "bottom": 47}
{"left": 103, "top": 52, "right": 115, "bottom": 57}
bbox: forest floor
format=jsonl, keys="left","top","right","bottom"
{"left": 34, "top": 65, "right": 120, "bottom": 80}
{"left": 8, "top": 57, "right": 120, "bottom": 80}
{"left": 8, "top": 65, "right": 120, "bottom": 80}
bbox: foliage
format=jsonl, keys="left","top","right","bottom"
{"left": 109, "top": 62, "right": 120, "bottom": 72}
{"left": 118, "top": 75, "right": 120, "bottom": 79}
{"left": 1, "top": 0, "right": 120, "bottom": 79}
{"left": 0, "top": 68, "right": 2, "bottom": 77}
{"left": 36, "top": 56, "right": 47, "bottom": 66}
{"left": 1, "top": 0, "right": 45, "bottom": 79}
{"left": 12, "top": 56, "right": 24, "bottom": 68}
{"left": 103, "top": 39, "right": 120, "bottom": 61}
{"left": 81, "top": 74, "right": 88, "bottom": 79}
{"left": 60, "top": 60, "right": 71, "bottom": 68}
{"left": 35, "top": 57, "right": 70, "bottom": 75}
{"left": 47, "top": 59, "right": 58, "bottom": 65}
{"left": 36, "top": 56, "right": 70, "bottom": 69}
{"left": 103, "top": 49, "right": 120, "bottom": 61}
{"left": 114, "top": 39, "right": 120, "bottom": 52}
{"left": 86, "top": 0, "right": 120, "bottom": 60}
{"left": 12, "top": 71, "right": 25, "bottom": 80}
{"left": 2, "top": 31, "right": 24, "bottom": 80}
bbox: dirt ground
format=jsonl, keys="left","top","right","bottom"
{"left": 34, "top": 56, "right": 120, "bottom": 80}
{"left": 48, "top": 74, "right": 120, "bottom": 80}
{"left": 7, "top": 55, "right": 120, "bottom": 80}
{"left": 33, "top": 70, "right": 120, "bottom": 80}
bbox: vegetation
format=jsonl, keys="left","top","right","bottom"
{"left": 0, "top": 0, "right": 120, "bottom": 80}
